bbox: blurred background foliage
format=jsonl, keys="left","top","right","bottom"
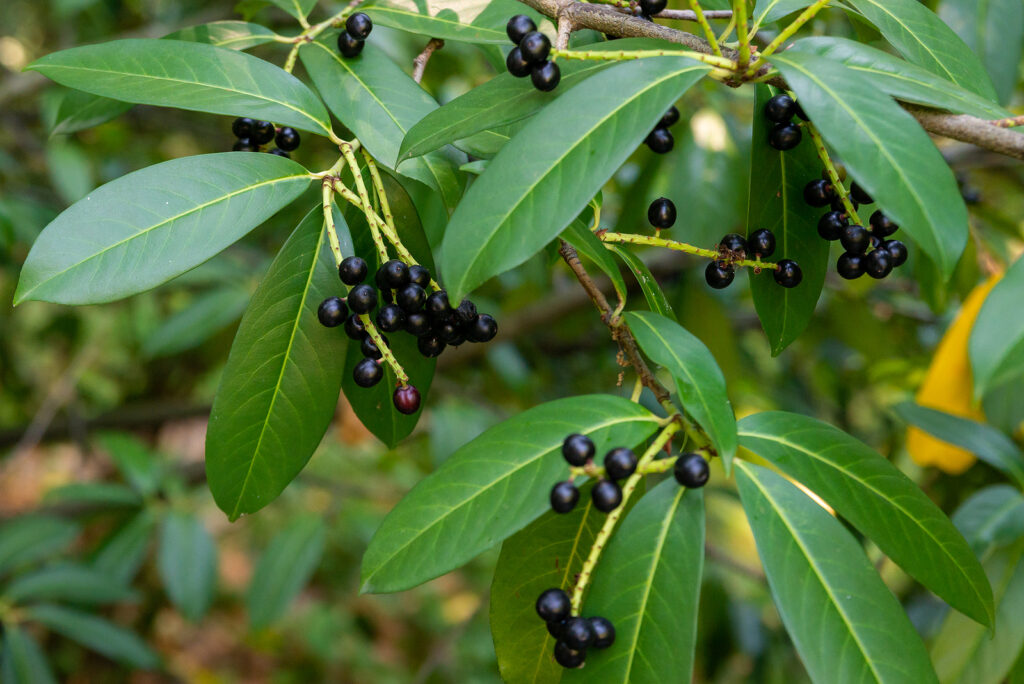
{"left": 0, "top": 0, "right": 1022, "bottom": 681}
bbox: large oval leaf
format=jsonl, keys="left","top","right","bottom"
{"left": 738, "top": 411, "right": 993, "bottom": 627}
{"left": 16, "top": 153, "right": 310, "bottom": 305}
{"left": 27, "top": 604, "right": 161, "bottom": 669}
{"left": 566, "top": 481, "right": 704, "bottom": 683}
{"left": 206, "top": 206, "right": 348, "bottom": 519}
{"left": 625, "top": 311, "right": 737, "bottom": 469}
{"left": 439, "top": 57, "right": 710, "bottom": 301}
{"left": 360, "top": 395, "right": 661, "bottom": 593}
{"left": 970, "top": 255, "right": 1024, "bottom": 398}
{"left": 771, "top": 52, "right": 968, "bottom": 278}
{"left": 157, "top": 512, "right": 217, "bottom": 622}
{"left": 735, "top": 461, "right": 939, "bottom": 684}
{"left": 0, "top": 517, "right": 79, "bottom": 577}
{"left": 166, "top": 20, "right": 280, "bottom": 49}
{"left": 5, "top": 564, "right": 137, "bottom": 606}
{"left": 364, "top": 0, "right": 527, "bottom": 44}
{"left": 28, "top": 39, "right": 333, "bottom": 136}
{"left": 247, "top": 515, "right": 326, "bottom": 629}
{"left": 939, "top": 0, "right": 1024, "bottom": 105}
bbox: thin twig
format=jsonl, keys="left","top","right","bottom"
{"left": 412, "top": 38, "right": 445, "bottom": 83}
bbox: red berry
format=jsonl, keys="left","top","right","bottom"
{"left": 393, "top": 384, "right": 421, "bottom": 414}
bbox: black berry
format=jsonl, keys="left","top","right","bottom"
{"left": 339, "top": 256, "right": 368, "bottom": 285}
{"left": 393, "top": 385, "right": 421, "bottom": 414}
{"left": 547, "top": 619, "right": 566, "bottom": 639}
{"left": 438, "top": 322, "right": 464, "bottom": 345}
{"left": 836, "top": 252, "right": 864, "bottom": 280}
{"left": 353, "top": 357, "right": 383, "bottom": 388}
{"left": 604, "top": 447, "right": 637, "bottom": 480}
{"left": 647, "top": 197, "right": 676, "bottom": 229}
{"left": 536, "top": 588, "right": 571, "bottom": 623}
{"left": 408, "top": 265, "right": 431, "bottom": 288}
{"left": 589, "top": 617, "right": 615, "bottom": 649}
{"left": 659, "top": 105, "right": 680, "bottom": 129}
{"left": 719, "top": 233, "right": 747, "bottom": 254}
{"left": 705, "top": 261, "right": 735, "bottom": 289}
{"left": 646, "top": 127, "right": 674, "bottom": 154}
{"left": 425, "top": 290, "right": 451, "bottom": 317}
{"left": 455, "top": 299, "right": 478, "bottom": 325}
{"left": 864, "top": 248, "right": 893, "bottom": 279}
{"left": 674, "top": 452, "right": 709, "bottom": 488}
{"left": 233, "top": 138, "right": 258, "bottom": 152}
{"left": 592, "top": 479, "right": 622, "bottom": 512}
{"left": 396, "top": 283, "right": 426, "bottom": 313}
{"left": 506, "top": 47, "right": 531, "bottom": 78}
{"left": 337, "top": 30, "right": 364, "bottom": 58}
{"left": 803, "top": 179, "right": 835, "bottom": 207}
{"left": 768, "top": 122, "right": 801, "bottom": 151}
{"left": 748, "top": 228, "right": 776, "bottom": 259}
{"left": 550, "top": 481, "right": 580, "bottom": 514}
{"left": 764, "top": 93, "right": 797, "bottom": 123}
{"left": 376, "top": 304, "right": 406, "bottom": 333}
{"left": 553, "top": 641, "right": 585, "bottom": 669}
{"left": 531, "top": 61, "right": 560, "bottom": 92}
{"left": 347, "top": 284, "right": 377, "bottom": 314}
{"left": 869, "top": 210, "right": 898, "bottom": 237}
{"left": 818, "top": 211, "right": 847, "bottom": 241}
{"left": 361, "top": 334, "right": 384, "bottom": 360}
{"left": 252, "top": 121, "right": 275, "bottom": 145}
{"left": 639, "top": 0, "right": 667, "bottom": 16}
{"left": 839, "top": 225, "right": 870, "bottom": 254}
{"left": 317, "top": 297, "right": 347, "bottom": 327}
{"left": 467, "top": 314, "right": 498, "bottom": 343}
{"left": 850, "top": 182, "right": 873, "bottom": 205}
{"left": 882, "top": 239, "right": 908, "bottom": 267}
{"left": 417, "top": 335, "right": 445, "bottom": 358}
{"left": 379, "top": 260, "right": 410, "bottom": 289}
{"left": 275, "top": 127, "right": 300, "bottom": 151}
{"left": 561, "top": 617, "right": 594, "bottom": 650}
{"left": 506, "top": 14, "right": 537, "bottom": 44}
{"left": 562, "top": 433, "right": 594, "bottom": 466}
{"left": 346, "top": 12, "right": 373, "bottom": 39}
{"left": 519, "top": 31, "right": 551, "bottom": 64}
{"left": 405, "top": 312, "right": 431, "bottom": 337}
{"left": 268, "top": 148, "right": 289, "bottom": 158}
{"left": 344, "top": 313, "right": 366, "bottom": 340}
{"left": 232, "top": 117, "right": 254, "bottom": 138}
{"left": 773, "top": 259, "right": 802, "bottom": 288}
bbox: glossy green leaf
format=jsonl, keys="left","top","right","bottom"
{"left": 439, "top": 57, "right": 710, "bottom": 301}
{"left": 940, "top": 0, "right": 1024, "bottom": 105}
{"left": 27, "top": 604, "right": 160, "bottom": 669}
{"left": 206, "top": 207, "right": 347, "bottom": 519}
{"left": 0, "top": 517, "right": 79, "bottom": 577}
{"left": 157, "top": 512, "right": 217, "bottom": 622}
{"left": 0, "top": 626, "right": 56, "bottom": 684}
{"left": 49, "top": 89, "right": 132, "bottom": 136}
{"left": 747, "top": 85, "right": 829, "bottom": 355}
{"left": 755, "top": 0, "right": 813, "bottom": 25}
{"left": 953, "top": 485, "right": 1024, "bottom": 554}
{"left": 5, "top": 564, "right": 137, "bottom": 606}
{"left": 267, "top": 0, "right": 316, "bottom": 22}
{"left": 365, "top": 0, "right": 527, "bottom": 44}
{"left": 611, "top": 246, "right": 674, "bottom": 318}
{"left": 28, "top": 39, "right": 333, "bottom": 135}
{"left": 562, "top": 218, "right": 627, "bottom": 307}
{"left": 142, "top": 287, "right": 250, "bottom": 358}
{"left": 92, "top": 509, "right": 158, "bottom": 584}
{"left": 771, "top": 52, "right": 968, "bottom": 278}
{"left": 842, "top": 0, "right": 998, "bottom": 100}
{"left": 247, "top": 515, "right": 326, "bottom": 629}
{"left": 970, "top": 256, "right": 1024, "bottom": 398}
{"left": 165, "top": 20, "right": 280, "bottom": 49}
{"left": 735, "top": 461, "right": 939, "bottom": 684}
{"left": 788, "top": 37, "right": 1009, "bottom": 119}
{"left": 891, "top": 402, "right": 1024, "bottom": 488}
{"left": 932, "top": 541, "right": 1024, "bottom": 684}
{"left": 361, "top": 395, "right": 660, "bottom": 593}
{"left": 738, "top": 411, "right": 993, "bottom": 626}
{"left": 567, "top": 481, "right": 704, "bottom": 683}
{"left": 16, "top": 153, "right": 310, "bottom": 306}
{"left": 626, "top": 311, "right": 737, "bottom": 469}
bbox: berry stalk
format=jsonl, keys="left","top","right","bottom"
{"left": 806, "top": 122, "right": 863, "bottom": 226}
{"left": 322, "top": 180, "right": 345, "bottom": 266}
{"left": 359, "top": 314, "right": 410, "bottom": 385}
{"left": 599, "top": 232, "right": 780, "bottom": 270}
{"left": 340, "top": 143, "right": 391, "bottom": 264}
{"left": 746, "top": 0, "right": 831, "bottom": 73}
{"left": 550, "top": 47, "right": 737, "bottom": 71}
{"left": 732, "top": 0, "right": 750, "bottom": 70}
{"left": 689, "top": 0, "right": 723, "bottom": 57}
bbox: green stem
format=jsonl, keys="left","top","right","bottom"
{"left": 746, "top": 0, "right": 830, "bottom": 73}
{"left": 340, "top": 143, "right": 390, "bottom": 264}
{"left": 806, "top": 122, "right": 863, "bottom": 226}
{"left": 599, "top": 232, "right": 780, "bottom": 270}
{"left": 733, "top": 0, "right": 750, "bottom": 69}
{"left": 322, "top": 180, "right": 344, "bottom": 266}
{"left": 551, "top": 47, "right": 737, "bottom": 70}
{"left": 359, "top": 314, "right": 410, "bottom": 385}
{"left": 690, "top": 0, "right": 723, "bottom": 57}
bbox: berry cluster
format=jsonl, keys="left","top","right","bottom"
{"left": 534, "top": 588, "right": 615, "bottom": 669}
{"left": 804, "top": 176, "right": 907, "bottom": 280}
{"left": 705, "top": 228, "right": 801, "bottom": 290}
{"left": 505, "top": 15, "right": 561, "bottom": 92}
{"left": 337, "top": 12, "right": 373, "bottom": 58}
{"left": 646, "top": 105, "right": 679, "bottom": 154}
{"left": 231, "top": 118, "right": 300, "bottom": 158}
{"left": 550, "top": 434, "right": 636, "bottom": 515}
{"left": 763, "top": 93, "right": 806, "bottom": 152}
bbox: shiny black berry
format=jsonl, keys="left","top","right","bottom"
{"left": 639, "top": 0, "right": 667, "bottom": 15}
{"left": 346, "top": 12, "right": 373, "bottom": 39}
{"left": 748, "top": 228, "right": 776, "bottom": 259}
{"left": 648, "top": 197, "right": 676, "bottom": 229}
{"left": 506, "top": 47, "right": 531, "bottom": 78}
{"left": 547, "top": 619, "right": 566, "bottom": 639}
{"left": 773, "top": 259, "right": 802, "bottom": 288}
{"left": 339, "top": 256, "right": 368, "bottom": 285}
{"left": 268, "top": 148, "right": 289, "bottom": 158}
{"left": 550, "top": 481, "right": 580, "bottom": 514}
{"left": 536, "top": 588, "right": 571, "bottom": 623}
{"left": 554, "top": 641, "right": 585, "bottom": 669}
{"left": 405, "top": 312, "right": 431, "bottom": 337}
{"left": 764, "top": 93, "right": 797, "bottom": 123}
{"left": 531, "top": 61, "right": 560, "bottom": 92}
{"left": 768, "top": 122, "right": 802, "bottom": 151}
{"left": 520, "top": 31, "right": 551, "bottom": 64}
{"left": 393, "top": 385, "right": 421, "bottom": 414}
{"left": 720, "top": 233, "right": 747, "bottom": 254}
{"left": 836, "top": 252, "right": 864, "bottom": 280}
{"left": 379, "top": 260, "right": 410, "bottom": 288}
{"left": 344, "top": 314, "right": 366, "bottom": 340}
{"left": 252, "top": 121, "right": 275, "bottom": 144}
{"left": 468, "top": 314, "right": 498, "bottom": 343}
{"left": 882, "top": 239, "right": 908, "bottom": 267}
{"left": 506, "top": 14, "right": 537, "bottom": 44}
{"left": 840, "top": 225, "right": 870, "bottom": 254}
{"left": 317, "top": 297, "right": 347, "bottom": 327}
{"left": 232, "top": 117, "right": 254, "bottom": 139}
{"left": 347, "top": 284, "right": 378, "bottom": 314}
{"left": 233, "top": 138, "right": 258, "bottom": 152}
{"left": 818, "top": 211, "right": 848, "bottom": 241}
{"left": 850, "top": 182, "right": 873, "bottom": 205}
{"left": 425, "top": 290, "right": 451, "bottom": 317}
{"left": 590, "top": 617, "right": 615, "bottom": 649}
{"left": 864, "top": 248, "right": 893, "bottom": 279}
{"left": 803, "top": 179, "right": 835, "bottom": 207}
{"left": 562, "top": 433, "right": 595, "bottom": 466}
{"left": 417, "top": 335, "right": 445, "bottom": 358}
{"left": 396, "top": 284, "right": 426, "bottom": 313}
{"left": 338, "top": 30, "right": 364, "bottom": 58}
{"left": 275, "top": 127, "right": 300, "bottom": 151}
{"left": 562, "top": 617, "right": 594, "bottom": 650}
{"left": 361, "top": 334, "right": 385, "bottom": 360}
{"left": 353, "top": 357, "right": 383, "bottom": 388}
{"left": 438, "top": 322, "right": 463, "bottom": 345}
{"left": 376, "top": 304, "right": 406, "bottom": 333}
{"left": 646, "top": 127, "right": 674, "bottom": 154}
{"left": 455, "top": 299, "right": 478, "bottom": 325}
{"left": 604, "top": 447, "right": 637, "bottom": 480}
{"left": 705, "top": 261, "right": 735, "bottom": 289}
{"left": 674, "top": 452, "right": 709, "bottom": 488}
{"left": 408, "top": 265, "right": 431, "bottom": 288}
{"left": 869, "top": 210, "right": 898, "bottom": 237}
{"left": 659, "top": 105, "right": 680, "bottom": 129}
{"left": 592, "top": 479, "right": 622, "bottom": 512}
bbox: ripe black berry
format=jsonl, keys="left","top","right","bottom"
{"left": 589, "top": 617, "right": 615, "bottom": 649}
{"left": 346, "top": 12, "right": 373, "bottom": 39}
{"left": 339, "top": 256, "right": 368, "bottom": 285}
{"left": 337, "top": 30, "right": 364, "bottom": 58}
{"left": 439, "top": 322, "right": 463, "bottom": 345}
{"left": 639, "top": 0, "right": 667, "bottom": 15}
{"left": 361, "top": 334, "right": 384, "bottom": 360}
{"left": 839, "top": 225, "right": 869, "bottom": 254}
{"left": 818, "top": 211, "right": 847, "bottom": 241}
{"left": 592, "top": 479, "right": 622, "bottom": 512}
{"left": 376, "top": 304, "right": 406, "bottom": 333}
{"left": 344, "top": 314, "right": 366, "bottom": 340}
{"left": 506, "top": 14, "right": 537, "bottom": 44}
{"left": 659, "top": 105, "right": 680, "bottom": 129}
{"left": 869, "top": 210, "right": 898, "bottom": 237}
{"left": 396, "top": 284, "right": 426, "bottom": 313}
{"left": 379, "top": 260, "right": 410, "bottom": 289}
{"left": 773, "top": 259, "right": 802, "bottom": 288}
{"left": 864, "top": 248, "right": 893, "bottom": 279}
{"left": 531, "top": 61, "right": 560, "bottom": 92}
{"left": 803, "top": 179, "right": 835, "bottom": 207}
{"left": 455, "top": 299, "right": 478, "bottom": 325}
{"left": 562, "top": 433, "right": 594, "bottom": 466}
{"left": 506, "top": 47, "right": 531, "bottom": 78}
{"left": 317, "top": 297, "right": 347, "bottom": 327}
{"left": 768, "top": 122, "right": 801, "bottom": 151}
{"left": 604, "top": 447, "right": 637, "bottom": 480}
{"left": 674, "top": 452, "right": 709, "bottom": 488}
{"left": 268, "top": 148, "right": 289, "bottom": 158}
{"left": 705, "top": 261, "right": 735, "bottom": 289}
{"left": 882, "top": 239, "right": 908, "bottom": 267}
{"left": 425, "top": 290, "right": 451, "bottom": 317}
{"left": 550, "top": 481, "right": 579, "bottom": 514}
{"left": 561, "top": 617, "right": 594, "bottom": 650}
{"left": 850, "top": 182, "right": 873, "bottom": 205}
{"left": 233, "top": 138, "right": 258, "bottom": 152}
{"left": 647, "top": 197, "right": 676, "bottom": 229}
{"left": 520, "top": 31, "right": 551, "bottom": 64}
{"left": 353, "top": 357, "right": 383, "bottom": 388}
{"left": 536, "top": 588, "right": 571, "bottom": 623}
{"left": 646, "top": 127, "right": 674, "bottom": 154}
{"left": 468, "top": 313, "right": 498, "bottom": 343}
{"left": 836, "top": 252, "right": 864, "bottom": 280}
{"left": 252, "top": 121, "right": 275, "bottom": 145}
{"left": 417, "top": 335, "right": 445, "bottom": 358}
{"left": 347, "top": 284, "right": 377, "bottom": 314}
{"left": 748, "top": 228, "right": 776, "bottom": 259}
{"left": 554, "top": 641, "right": 585, "bottom": 669}
{"left": 232, "top": 117, "right": 254, "bottom": 138}
{"left": 408, "top": 265, "right": 431, "bottom": 288}
{"left": 764, "top": 93, "right": 796, "bottom": 123}
{"left": 393, "top": 384, "right": 421, "bottom": 414}
{"left": 405, "top": 312, "right": 431, "bottom": 337}
{"left": 720, "top": 233, "right": 747, "bottom": 254}
{"left": 275, "top": 127, "right": 300, "bottom": 151}
{"left": 547, "top": 619, "right": 566, "bottom": 639}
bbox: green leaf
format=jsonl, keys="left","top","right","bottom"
{"left": 165, "top": 20, "right": 280, "bottom": 49}
{"left": 28, "top": 39, "right": 334, "bottom": 136}
{"left": 142, "top": 287, "right": 250, "bottom": 358}
{"left": 610, "top": 246, "right": 674, "bottom": 318}
{"left": 0, "top": 517, "right": 79, "bottom": 578}
{"left": 771, "top": 52, "right": 968, "bottom": 278}
{"left": 49, "top": 88, "right": 132, "bottom": 136}
{"left": 365, "top": 0, "right": 527, "bottom": 44}
{"left": 27, "top": 604, "right": 160, "bottom": 669}
{"left": 266, "top": 0, "right": 317, "bottom": 22}
{"left": 246, "top": 515, "right": 326, "bottom": 629}
{"left": 932, "top": 541, "right": 1024, "bottom": 684}
{"left": 439, "top": 57, "right": 710, "bottom": 301}
{"left": 1, "top": 625, "right": 57, "bottom": 684}
{"left": 747, "top": 85, "right": 829, "bottom": 355}
{"left": 842, "top": 0, "right": 998, "bottom": 100}
{"left": 97, "top": 432, "right": 164, "bottom": 496}
{"left": 939, "top": 0, "right": 1024, "bottom": 105}
{"left": 891, "top": 402, "right": 1024, "bottom": 488}
{"left": 561, "top": 218, "right": 627, "bottom": 307}
{"left": 755, "top": 0, "right": 813, "bottom": 25}
{"left": 953, "top": 485, "right": 1024, "bottom": 554}
{"left": 206, "top": 207, "right": 347, "bottom": 519}
{"left": 4, "top": 564, "right": 137, "bottom": 606}
{"left": 625, "top": 311, "right": 737, "bottom": 469}
{"left": 566, "top": 481, "right": 704, "bottom": 683}
{"left": 788, "top": 37, "right": 1009, "bottom": 120}
{"left": 735, "top": 461, "right": 939, "bottom": 684}
{"left": 92, "top": 509, "right": 158, "bottom": 584}
{"left": 360, "top": 395, "right": 661, "bottom": 593}
{"left": 42, "top": 482, "right": 141, "bottom": 509}
{"left": 738, "top": 411, "right": 994, "bottom": 627}
{"left": 157, "top": 512, "right": 217, "bottom": 622}
{"left": 16, "top": 153, "right": 310, "bottom": 306}
{"left": 970, "top": 256, "right": 1024, "bottom": 398}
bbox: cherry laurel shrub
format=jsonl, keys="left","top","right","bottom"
{"left": 12, "top": 0, "right": 1024, "bottom": 680}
